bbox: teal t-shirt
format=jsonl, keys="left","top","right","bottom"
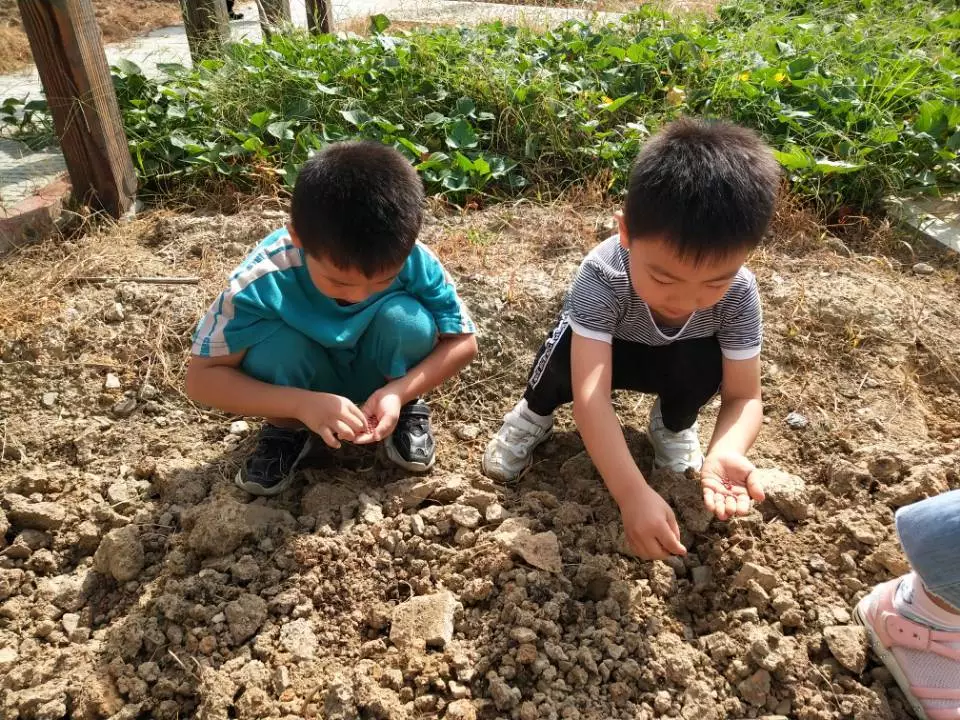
{"left": 192, "top": 228, "right": 475, "bottom": 358}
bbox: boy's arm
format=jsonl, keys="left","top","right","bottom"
{"left": 700, "top": 354, "right": 765, "bottom": 519}
{"left": 571, "top": 333, "right": 686, "bottom": 560}
{"left": 185, "top": 353, "right": 368, "bottom": 447}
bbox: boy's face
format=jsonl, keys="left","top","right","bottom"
{"left": 616, "top": 213, "right": 748, "bottom": 325}
{"left": 289, "top": 225, "right": 402, "bottom": 304}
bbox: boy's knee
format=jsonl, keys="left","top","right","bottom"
{"left": 241, "top": 326, "right": 321, "bottom": 388}
{"left": 371, "top": 296, "right": 438, "bottom": 354}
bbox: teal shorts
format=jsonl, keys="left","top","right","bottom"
{"left": 241, "top": 294, "right": 437, "bottom": 403}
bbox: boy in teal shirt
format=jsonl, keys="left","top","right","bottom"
{"left": 187, "top": 141, "right": 478, "bottom": 495}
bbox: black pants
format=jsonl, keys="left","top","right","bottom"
{"left": 523, "top": 319, "right": 722, "bottom": 432}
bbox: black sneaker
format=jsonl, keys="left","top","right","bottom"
{"left": 385, "top": 400, "right": 436, "bottom": 472}
{"left": 234, "top": 425, "right": 313, "bottom": 496}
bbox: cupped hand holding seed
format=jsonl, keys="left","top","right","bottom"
{"left": 700, "top": 452, "right": 765, "bottom": 521}
{"left": 295, "top": 392, "right": 368, "bottom": 448}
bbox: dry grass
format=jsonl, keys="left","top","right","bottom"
{"left": 0, "top": 0, "right": 183, "bottom": 74}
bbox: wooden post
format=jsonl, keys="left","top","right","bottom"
{"left": 257, "top": 0, "right": 291, "bottom": 37}
{"left": 179, "top": 0, "right": 229, "bottom": 62}
{"left": 17, "top": 0, "right": 136, "bottom": 218}
{"left": 305, "top": 0, "right": 332, "bottom": 33}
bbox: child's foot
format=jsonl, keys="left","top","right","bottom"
{"left": 234, "top": 425, "right": 313, "bottom": 496}
{"left": 648, "top": 398, "right": 704, "bottom": 472}
{"left": 385, "top": 400, "right": 435, "bottom": 472}
{"left": 855, "top": 575, "right": 960, "bottom": 720}
{"left": 482, "top": 399, "right": 554, "bottom": 482}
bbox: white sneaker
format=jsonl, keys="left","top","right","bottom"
{"left": 482, "top": 399, "right": 554, "bottom": 482}
{"left": 648, "top": 398, "right": 703, "bottom": 472}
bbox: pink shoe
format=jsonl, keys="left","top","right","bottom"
{"left": 855, "top": 579, "right": 960, "bottom": 720}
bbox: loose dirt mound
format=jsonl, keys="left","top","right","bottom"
{"left": 0, "top": 202, "right": 958, "bottom": 720}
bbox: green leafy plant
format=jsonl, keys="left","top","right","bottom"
{"left": 3, "top": 0, "right": 956, "bottom": 211}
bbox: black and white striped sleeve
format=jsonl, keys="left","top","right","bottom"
{"left": 566, "top": 258, "right": 620, "bottom": 343}
{"left": 717, "top": 273, "right": 763, "bottom": 360}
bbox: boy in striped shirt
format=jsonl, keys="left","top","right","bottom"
{"left": 483, "top": 119, "right": 780, "bottom": 561}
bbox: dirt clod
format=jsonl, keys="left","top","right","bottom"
{"left": 390, "top": 591, "right": 459, "bottom": 649}
{"left": 824, "top": 625, "right": 870, "bottom": 673}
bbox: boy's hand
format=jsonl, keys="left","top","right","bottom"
{"left": 295, "top": 392, "right": 368, "bottom": 448}
{"left": 700, "top": 452, "right": 765, "bottom": 521}
{"left": 618, "top": 484, "right": 687, "bottom": 561}
{"left": 355, "top": 386, "right": 404, "bottom": 444}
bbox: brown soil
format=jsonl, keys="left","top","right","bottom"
{"left": 0, "top": 200, "right": 959, "bottom": 720}
{"left": 0, "top": 0, "right": 184, "bottom": 75}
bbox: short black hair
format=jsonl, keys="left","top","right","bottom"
{"left": 291, "top": 141, "right": 424, "bottom": 276}
{"left": 624, "top": 118, "right": 780, "bottom": 263}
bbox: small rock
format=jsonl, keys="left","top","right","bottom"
{"left": 199, "top": 635, "right": 217, "bottom": 654}
{"left": 488, "top": 676, "right": 520, "bottom": 711}
{"left": 824, "top": 625, "right": 869, "bottom": 673}
{"left": 410, "top": 514, "right": 426, "bottom": 536}
{"left": 912, "top": 262, "right": 935, "bottom": 276}
{"left": 225, "top": 593, "right": 268, "bottom": 645}
{"left": 61, "top": 613, "right": 80, "bottom": 637}
{"left": 649, "top": 561, "right": 676, "bottom": 597}
{"left": 492, "top": 519, "right": 561, "bottom": 573}
{"left": 757, "top": 469, "right": 810, "bottom": 521}
{"left": 357, "top": 493, "right": 383, "bottom": 524}
{"left": 0, "top": 646, "right": 18, "bottom": 672}
{"left": 446, "top": 699, "right": 477, "bottom": 720}
{"left": 390, "top": 591, "right": 458, "bottom": 649}
{"left": 448, "top": 681, "right": 470, "bottom": 699}
{"left": 112, "top": 396, "right": 137, "bottom": 418}
{"left": 738, "top": 669, "right": 771, "bottom": 706}
{"left": 732, "top": 562, "right": 778, "bottom": 592}
{"left": 485, "top": 503, "right": 505, "bottom": 523}
{"left": 104, "top": 373, "right": 122, "bottom": 390}
{"left": 4, "top": 494, "right": 67, "bottom": 530}
{"left": 104, "top": 302, "right": 125, "bottom": 323}
{"left": 510, "top": 627, "right": 537, "bottom": 644}
{"left": 879, "top": 464, "right": 949, "bottom": 508}
{"left": 93, "top": 526, "right": 145, "bottom": 582}
{"left": 229, "top": 420, "right": 250, "bottom": 436}
{"left": 785, "top": 411, "right": 808, "bottom": 430}
{"left": 140, "top": 383, "right": 159, "bottom": 400}
{"left": 280, "top": 618, "right": 318, "bottom": 660}
{"left": 450, "top": 504, "right": 481, "bottom": 529}
{"left": 41, "top": 392, "right": 59, "bottom": 408}
{"left": 323, "top": 675, "right": 357, "bottom": 720}
{"left": 455, "top": 424, "right": 480, "bottom": 441}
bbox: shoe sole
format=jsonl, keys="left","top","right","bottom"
{"left": 385, "top": 435, "right": 436, "bottom": 473}
{"left": 481, "top": 427, "right": 554, "bottom": 482}
{"left": 234, "top": 435, "right": 315, "bottom": 497}
{"left": 853, "top": 603, "right": 930, "bottom": 720}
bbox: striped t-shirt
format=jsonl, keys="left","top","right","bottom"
{"left": 564, "top": 236, "right": 762, "bottom": 360}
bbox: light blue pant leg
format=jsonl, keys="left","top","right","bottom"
{"left": 348, "top": 294, "right": 438, "bottom": 403}
{"left": 896, "top": 489, "right": 960, "bottom": 609}
{"left": 241, "top": 323, "right": 344, "bottom": 394}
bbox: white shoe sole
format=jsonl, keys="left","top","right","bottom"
{"left": 481, "top": 427, "right": 554, "bottom": 482}
{"left": 648, "top": 429, "right": 703, "bottom": 472}
{"left": 853, "top": 602, "right": 931, "bottom": 720}
{"left": 385, "top": 435, "right": 435, "bottom": 473}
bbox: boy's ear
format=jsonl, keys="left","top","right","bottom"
{"left": 615, "top": 211, "right": 630, "bottom": 250}
{"left": 286, "top": 222, "right": 303, "bottom": 249}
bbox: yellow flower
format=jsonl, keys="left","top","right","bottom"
{"left": 738, "top": 71, "right": 751, "bottom": 81}
{"left": 601, "top": 96, "right": 614, "bottom": 105}
{"left": 775, "top": 71, "right": 787, "bottom": 82}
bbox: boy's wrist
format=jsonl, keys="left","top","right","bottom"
{"left": 606, "top": 468, "right": 650, "bottom": 507}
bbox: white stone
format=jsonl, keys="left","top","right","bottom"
{"left": 229, "top": 420, "right": 250, "bottom": 435}
{"left": 390, "top": 591, "right": 458, "bottom": 649}
{"left": 104, "top": 373, "right": 122, "bottom": 390}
